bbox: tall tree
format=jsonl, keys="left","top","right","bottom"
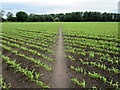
{"left": 83, "top": 12, "right": 89, "bottom": 21}
{"left": 2, "top": 10, "right": 120, "bottom": 22}
{"left": 28, "top": 13, "right": 39, "bottom": 22}
{"left": 101, "top": 12, "right": 108, "bottom": 21}
{"left": 107, "top": 13, "right": 113, "bottom": 21}
{"left": 0, "top": 10, "right": 6, "bottom": 22}
{"left": 116, "top": 14, "right": 120, "bottom": 22}
{"left": 6, "top": 12, "right": 14, "bottom": 21}
{"left": 93, "top": 12, "right": 101, "bottom": 21}
{"left": 54, "top": 17, "right": 59, "bottom": 22}
{"left": 16, "top": 11, "right": 28, "bottom": 22}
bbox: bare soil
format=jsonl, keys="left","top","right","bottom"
{"left": 51, "top": 24, "right": 70, "bottom": 88}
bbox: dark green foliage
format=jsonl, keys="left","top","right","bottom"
{"left": 16, "top": 11, "right": 28, "bottom": 22}
{"left": 54, "top": 17, "right": 59, "bottom": 22}
{"left": 1, "top": 10, "right": 120, "bottom": 22}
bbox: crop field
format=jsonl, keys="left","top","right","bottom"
{"left": 62, "top": 22, "right": 119, "bottom": 88}
{"left": 0, "top": 22, "right": 120, "bottom": 89}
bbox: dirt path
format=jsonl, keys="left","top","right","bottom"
{"left": 51, "top": 24, "right": 70, "bottom": 88}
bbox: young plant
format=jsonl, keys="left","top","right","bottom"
{"left": 35, "top": 73, "right": 41, "bottom": 80}
{"left": 0, "top": 78, "right": 11, "bottom": 89}
{"left": 71, "top": 78, "right": 86, "bottom": 88}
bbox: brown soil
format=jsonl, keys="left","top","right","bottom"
{"left": 51, "top": 24, "right": 70, "bottom": 88}
{"left": 2, "top": 62, "right": 40, "bottom": 88}
{"left": 2, "top": 49, "right": 41, "bottom": 88}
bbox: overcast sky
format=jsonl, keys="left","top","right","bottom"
{"left": 0, "top": 0, "right": 119, "bottom": 16}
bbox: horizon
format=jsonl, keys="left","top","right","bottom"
{"left": 0, "top": 0, "right": 119, "bottom": 18}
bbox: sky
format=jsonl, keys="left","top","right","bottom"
{"left": 0, "top": 0, "right": 120, "bottom": 17}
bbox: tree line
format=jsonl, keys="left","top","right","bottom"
{"left": 0, "top": 10, "right": 120, "bottom": 22}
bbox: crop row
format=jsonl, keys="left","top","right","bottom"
{"left": 65, "top": 46, "right": 119, "bottom": 65}
{"left": 64, "top": 36, "right": 119, "bottom": 51}
{"left": 64, "top": 39, "right": 119, "bottom": 55}
{"left": 63, "top": 28, "right": 119, "bottom": 88}
{"left": 64, "top": 36, "right": 118, "bottom": 46}
{"left": 2, "top": 55, "right": 50, "bottom": 88}
{"left": 1, "top": 44, "right": 52, "bottom": 71}
{"left": 5, "top": 29, "right": 57, "bottom": 44}
{"left": 2, "top": 33, "right": 54, "bottom": 47}
{"left": 66, "top": 55, "right": 119, "bottom": 75}
{"left": 70, "top": 65, "right": 119, "bottom": 88}
{"left": 0, "top": 76, "right": 11, "bottom": 89}
{"left": 2, "top": 36, "right": 54, "bottom": 55}
{"left": 2, "top": 39, "right": 54, "bottom": 62}
{"left": 63, "top": 33, "right": 119, "bottom": 42}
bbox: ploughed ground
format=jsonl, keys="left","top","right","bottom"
{"left": 2, "top": 24, "right": 119, "bottom": 88}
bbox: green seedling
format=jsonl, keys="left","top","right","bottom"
{"left": 35, "top": 73, "right": 41, "bottom": 80}
{"left": 71, "top": 78, "right": 86, "bottom": 88}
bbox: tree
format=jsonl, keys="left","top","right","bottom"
{"left": 70, "top": 12, "right": 83, "bottom": 22}
{"left": 44, "top": 15, "right": 54, "bottom": 22}
{"left": 55, "top": 13, "right": 65, "bottom": 21}
{"left": 83, "top": 12, "right": 88, "bottom": 21}
{"left": 0, "top": 10, "right": 6, "bottom": 22}
{"left": 116, "top": 14, "right": 120, "bottom": 22}
{"left": 79, "top": 12, "right": 84, "bottom": 21}
{"left": 107, "top": 13, "right": 113, "bottom": 21}
{"left": 54, "top": 17, "right": 59, "bottom": 22}
{"left": 28, "top": 13, "right": 37, "bottom": 22}
{"left": 6, "top": 12, "right": 14, "bottom": 21}
{"left": 101, "top": 12, "right": 108, "bottom": 21}
{"left": 1, "top": 10, "right": 120, "bottom": 22}
{"left": 71, "top": 12, "right": 77, "bottom": 22}
{"left": 6, "top": 12, "right": 13, "bottom": 17}
{"left": 16, "top": 11, "right": 28, "bottom": 22}
{"left": 64, "top": 13, "right": 71, "bottom": 22}
{"left": 93, "top": 12, "right": 101, "bottom": 21}
{"left": 0, "top": 10, "right": 5, "bottom": 17}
